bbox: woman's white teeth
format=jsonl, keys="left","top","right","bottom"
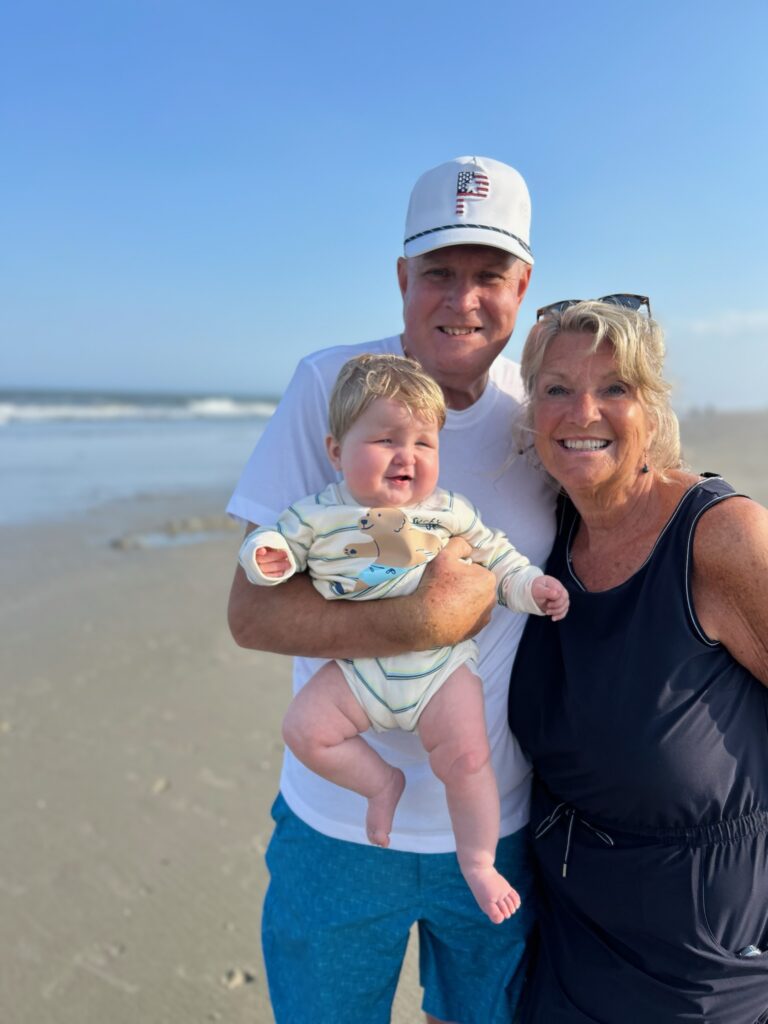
{"left": 562, "top": 439, "right": 610, "bottom": 450}
{"left": 441, "top": 327, "right": 477, "bottom": 335}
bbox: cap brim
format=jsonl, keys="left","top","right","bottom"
{"left": 404, "top": 226, "right": 534, "bottom": 265}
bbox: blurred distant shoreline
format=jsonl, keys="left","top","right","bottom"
{"left": 1, "top": 387, "right": 766, "bottom": 528}
{"left": 0, "top": 386, "right": 279, "bottom": 425}
{"left": 2, "top": 384, "right": 765, "bottom": 417}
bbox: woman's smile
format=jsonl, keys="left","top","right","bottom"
{"left": 533, "top": 332, "right": 650, "bottom": 493}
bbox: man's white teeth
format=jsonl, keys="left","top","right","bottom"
{"left": 562, "top": 439, "right": 610, "bottom": 450}
{"left": 441, "top": 327, "right": 477, "bottom": 336}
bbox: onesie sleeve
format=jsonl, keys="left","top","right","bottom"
{"left": 238, "top": 503, "right": 316, "bottom": 586}
{"left": 451, "top": 493, "right": 545, "bottom": 616}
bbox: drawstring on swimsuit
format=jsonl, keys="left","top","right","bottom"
{"left": 534, "top": 802, "right": 615, "bottom": 877}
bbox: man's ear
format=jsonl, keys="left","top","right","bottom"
{"left": 516, "top": 262, "right": 532, "bottom": 302}
{"left": 326, "top": 434, "right": 342, "bottom": 471}
{"left": 396, "top": 256, "right": 408, "bottom": 300}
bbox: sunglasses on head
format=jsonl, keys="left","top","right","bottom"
{"left": 536, "top": 294, "right": 651, "bottom": 321}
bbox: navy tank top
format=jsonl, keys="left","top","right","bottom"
{"left": 509, "top": 477, "right": 768, "bottom": 831}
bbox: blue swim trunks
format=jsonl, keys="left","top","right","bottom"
{"left": 262, "top": 793, "right": 536, "bottom": 1024}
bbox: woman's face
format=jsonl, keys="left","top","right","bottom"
{"left": 532, "top": 331, "right": 652, "bottom": 496}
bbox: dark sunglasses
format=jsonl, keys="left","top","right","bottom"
{"left": 536, "top": 293, "right": 651, "bottom": 321}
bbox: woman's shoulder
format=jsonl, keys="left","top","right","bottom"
{"left": 692, "top": 487, "right": 768, "bottom": 562}
{"left": 688, "top": 475, "right": 765, "bottom": 598}
{"left": 690, "top": 490, "right": 768, "bottom": 683}
{"left": 663, "top": 470, "right": 745, "bottom": 515}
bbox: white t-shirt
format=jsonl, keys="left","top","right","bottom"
{"left": 228, "top": 335, "right": 556, "bottom": 852}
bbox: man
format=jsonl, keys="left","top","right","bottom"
{"left": 227, "top": 156, "right": 555, "bottom": 1024}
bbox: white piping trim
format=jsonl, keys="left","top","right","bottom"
{"left": 684, "top": 491, "right": 747, "bottom": 645}
{"left": 565, "top": 479, "right": 746, "bottom": 646}
{"left": 566, "top": 482, "right": 704, "bottom": 593}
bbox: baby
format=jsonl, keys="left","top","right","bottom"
{"left": 238, "top": 354, "right": 568, "bottom": 923}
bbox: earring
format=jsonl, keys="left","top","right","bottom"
{"left": 641, "top": 452, "right": 649, "bottom": 474}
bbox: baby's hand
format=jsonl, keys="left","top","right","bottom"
{"left": 254, "top": 546, "right": 291, "bottom": 578}
{"left": 531, "top": 575, "right": 569, "bottom": 622}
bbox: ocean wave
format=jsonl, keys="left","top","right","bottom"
{"left": 185, "top": 397, "right": 276, "bottom": 418}
{"left": 0, "top": 397, "right": 277, "bottom": 426}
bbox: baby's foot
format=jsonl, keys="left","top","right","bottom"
{"left": 365, "top": 768, "right": 406, "bottom": 848}
{"left": 463, "top": 866, "right": 521, "bottom": 925}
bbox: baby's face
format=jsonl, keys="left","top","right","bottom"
{"left": 326, "top": 398, "right": 440, "bottom": 508}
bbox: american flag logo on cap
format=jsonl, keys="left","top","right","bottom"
{"left": 455, "top": 169, "right": 489, "bottom": 215}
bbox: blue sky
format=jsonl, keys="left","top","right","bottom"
{"left": 2, "top": 0, "right": 766, "bottom": 410}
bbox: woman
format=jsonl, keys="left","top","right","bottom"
{"left": 508, "top": 298, "right": 768, "bottom": 1023}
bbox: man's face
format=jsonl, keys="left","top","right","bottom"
{"left": 396, "top": 245, "right": 531, "bottom": 408}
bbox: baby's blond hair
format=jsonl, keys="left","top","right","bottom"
{"left": 328, "top": 354, "right": 446, "bottom": 441}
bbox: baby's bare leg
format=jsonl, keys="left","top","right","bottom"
{"left": 282, "top": 661, "right": 405, "bottom": 847}
{"left": 418, "top": 666, "right": 520, "bottom": 924}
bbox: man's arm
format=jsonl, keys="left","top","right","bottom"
{"left": 451, "top": 495, "right": 543, "bottom": 615}
{"left": 228, "top": 528, "right": 497, "bottom": 659}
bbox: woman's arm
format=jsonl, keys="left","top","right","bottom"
{"left": 691, "top": 496, "right": 768, "bottom": 686}
{"left": 227, "top": 527, "right": 497, "bottom": 660}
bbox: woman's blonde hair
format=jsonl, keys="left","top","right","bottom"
{"left": 520, "top": 300, "right": 681, "bottom": 472}
{"left": 328, "top": 353, "right": 446, "bottom": 441}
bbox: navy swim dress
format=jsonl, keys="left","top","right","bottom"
{"left": 509, "top": 477, "right": 768, "bottom": 1023}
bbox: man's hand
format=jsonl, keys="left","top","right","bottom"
{"left": 405, "top": 537, "right": 497, "bottom": 648}
{"left": 255, "top": 546, "right": 292, "bottom": 579}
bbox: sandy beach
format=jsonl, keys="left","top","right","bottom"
{"left": 2, "top": 410, "right": 766, "bottom": 1023}
{"left": 0, "top": 488, "right": 424, "bottom": 1023}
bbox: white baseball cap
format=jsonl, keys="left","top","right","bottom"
{"left": 403, "top": 156, "right": 533, "bottom": 265}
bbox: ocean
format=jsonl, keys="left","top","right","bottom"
{"left": 0, "top": 388, "right": 277, "bottom": 526}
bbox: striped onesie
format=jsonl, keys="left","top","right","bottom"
{"left": 239, "top": 481, "right": 544, "bottom": 731}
